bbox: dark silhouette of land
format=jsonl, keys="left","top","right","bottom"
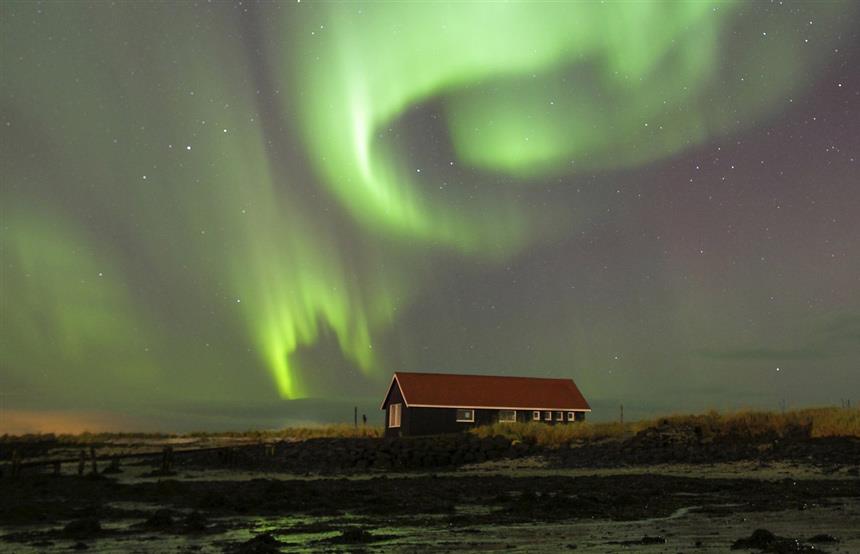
{"left": 2, "top": 408, "right": 858, "bottom": 552}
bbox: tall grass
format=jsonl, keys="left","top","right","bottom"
{"left": 656, "top": 407, "right": 860, "bottom": 440}
{"left": 190, "top": 424, "right": 384, "bottom": 441}
{"left": 1, "top": 424, "right": 383, "bottom": 444}
{"left": 470, "top": 420, "right": 651, "bottom": 449}
{"left": 470, "top": 407, "right": 860, "bottom": 448}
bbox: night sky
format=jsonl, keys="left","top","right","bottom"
{"left": 1, "top": 2, "right": 858, "bottom": 433}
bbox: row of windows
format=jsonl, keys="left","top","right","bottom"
{"left": 456, "top": 409, "right": 578, "bottom": 423}
{"left": 534, "top": 410, "right": 577, "bottom": 422}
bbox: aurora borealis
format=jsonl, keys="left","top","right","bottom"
{"left": 1, "top": 2, "right": 859, "bottom": 432}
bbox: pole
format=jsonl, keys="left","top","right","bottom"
{"left": 354, "top": 406, "right": 358, "bottom": 428}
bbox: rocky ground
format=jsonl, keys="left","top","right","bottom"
{"left": 1, "top": 426, "right": 858, "bottom": 552}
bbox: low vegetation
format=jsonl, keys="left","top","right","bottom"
{"left": 191, "top": 424, "right": 384, "bottom": 441}
{"left": 0, "top": 424, "right": 383, "bottom": 446}
{"left": 470, "top": 407, "right": 860, "bottom": 448}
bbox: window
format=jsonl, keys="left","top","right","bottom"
{"left": 544, "top": 411, "right": 552, "bottom": 421}
{"left": 567, "top": 411, "right": 575, "bottom": 421}
{"left": 555, "top": 411, "right": 564, "bottom": 421}
{"left": 456, "top": 408, "right": 475, "bottom": 422}
{"left": 499, "top": 410, "right": 516, "bottom": 423}
{"left": 533, "top": 410, "right": 541, "bottom": 420}
{"left": 388, "top": 403, "right": 401, "bottom": 428}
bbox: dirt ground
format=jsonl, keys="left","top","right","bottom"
{"left": 1, "top": 434, "right": 858, "bottom": 552}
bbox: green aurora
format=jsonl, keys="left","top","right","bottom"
{"left": 1, "top": 2, "right": 858, "bottom": 430}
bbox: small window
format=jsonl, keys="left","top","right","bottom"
{"left": 567, "top": 411, "right": 575, "bottom": 421}
{"left": 533, "top": 410, "right": 541, "bottom": 420}
{"left": 499, "top": 410, "right": 516, "bottom": 423}
{"left": 555, "top": 411, "right": 563, "bottom": 421}
{"left": 544, "top": 411, "right": 552, "bottom": 421}
{"left": 388, "top": 403, "right": 401, "bottom": 428}
{"left": 456, "top": 408, "right": 475, "bottom": 422}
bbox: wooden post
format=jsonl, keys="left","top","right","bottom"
{"left": 11, "top": 450, "right": 20, "bottom": 478}
{"left": 620, "top": 404, "right": 624, "bottom": 426}
{"left": 161, "top": 446, "right": 174, "bottom": 473}
{"left": 78, "top": 450, "right": 86, "bottom": 476}
{"left": 354, "top": 406, "right": 358, "bottom": 429}
{"left": 89, "top": 446, "right": 98, "bottom": 474}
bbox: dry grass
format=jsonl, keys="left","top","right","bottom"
{"left": 471, "top": 407, "right": 860, "bottom": 448}
{"left": 199, "top": 424, "right": 384, "bottom": 441}
{"left": 470, "top": 420, "right": 649, "bottom": 449}
{"left": 1, "top": 424, "right": 383, "bottom": 445}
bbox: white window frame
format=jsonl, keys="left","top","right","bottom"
{"left": 456, "top": 408, "right": 475, "bottom": 422}
{"left": 388, "top": 403, "right": 401, "bottom": 428}
{"left": 544, "top": 411, "right": 552, "bottom": 421}
{"left": 533, "top": 410, "right": 541, "bottom": 420}
{"left": 555, "top": 411, "right": 564, "bottom": 421}
{"left": 499, "top": 409, "right": 517, "bottom": 423}
{"left": 567, "top": 411, "right": 575, "bottom": 421}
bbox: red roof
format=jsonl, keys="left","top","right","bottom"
{"left": 384, "top": 371, "right": 590, "bottom": 411}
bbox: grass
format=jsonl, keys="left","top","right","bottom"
{"left": 188, "top": 424, "right": 384, "bottom": 441}
{"left": 470, "top": 407, "right": 860, "bottom": 448}
{"left": 1, "top": 424, "right": 383, "bottom": 445}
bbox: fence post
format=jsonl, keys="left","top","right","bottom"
{"left": 89, "top": 446, "right": 98, "bottom": 474}
{"left": 11, "top": 450, "right": 21, "bottom": 478}
{"left": 161, "top": 446, "right": 174, "bottom": 473}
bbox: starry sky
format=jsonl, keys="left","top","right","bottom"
{"left": 1, "top": 2, "right": 858, "bottom": 433}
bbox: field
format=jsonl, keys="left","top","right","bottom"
{"left": 1, "top": 407, "right": 859, "bottom": 552}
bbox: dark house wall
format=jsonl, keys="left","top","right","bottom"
{"left": 401, "top": 407, "right": 585, "bottom": 436}
{"left": 383, "top": 382, "right": 407, "bottom": 438}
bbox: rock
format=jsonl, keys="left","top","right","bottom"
{"left": 229, "top": 532, "right": 282, "bottom": 553}
{"left": 183, "top": 511, "right": 208, "bottom": 532}
{"left": 611, "top": 535, "right": 667, "bottom": 546}
{"left": 143, "top": 508, "right": 174, "bottom": 529}
{"left": 731, "top": 528, "right": 820, "bottom": 552}
{"left": 62, "top": 518, "right": 101, "bottom": 539}
{"left": 731, "top": 528, "right": 776, "bottom": 549}
{"left": 321, "top": 527, "right": 393, "bottom": 544}
{"left": 339, "top": 528, "right": 372, "bottom": 543}
{"left": 807, "top": 534, "right": 838, "bottom": 543}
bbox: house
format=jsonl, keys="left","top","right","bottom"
{"left": 380, "top": 371, "right": 590, "bottom": 437}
